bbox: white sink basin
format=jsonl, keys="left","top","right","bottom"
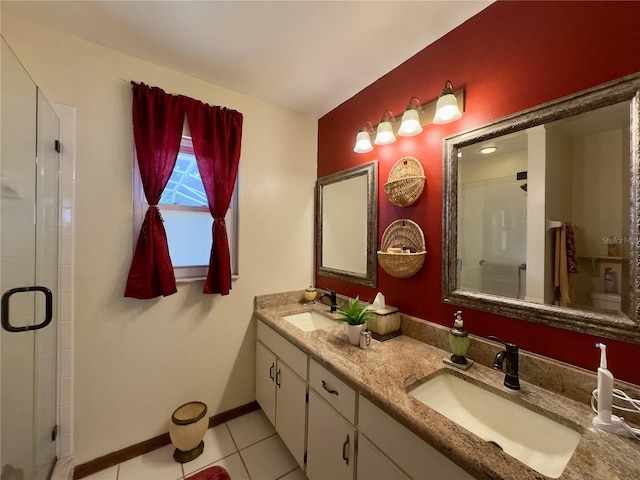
{"left": 409, "top": 372, "right": 581, "bottom": 478}
{"left": 282, "top": 311, "right": 336, "bottom": 332}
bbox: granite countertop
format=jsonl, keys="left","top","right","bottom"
{"left": 254, "top": 297, "right": 640, "bottom": 480}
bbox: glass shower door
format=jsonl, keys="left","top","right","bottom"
{"left": 1, "top": 38, "right": 60, "bottom": 480}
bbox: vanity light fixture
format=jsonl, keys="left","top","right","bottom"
{"left": 353, "top": 81, "right": 465, "bottom": 153}
{"left": 374, "top": 110, "right": 397, "bottom": 145}
{"left": 398, "top": 97, "right": 423, "bottom": 136}
{"left": 353, "top": 121, "right": 374, "bottom": 153}
{"left": 433, "top": 80, "right": 463, "bottom": 124}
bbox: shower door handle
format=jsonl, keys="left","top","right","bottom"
{"left": 1, "top": 286, "right": 53, "bottom": 333}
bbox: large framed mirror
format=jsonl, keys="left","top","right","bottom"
{"left": 443, "top": 73, "right": 640, "bottom": 342}
{"left": 317, "top": 161, "right": 378, "bottom": 287}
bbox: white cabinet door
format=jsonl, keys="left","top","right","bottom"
{"left": 357, "top": 435, "right": 408, "bottom": 480}
{"left": 255, "top": 341, "right": 277, "bottom": 426}
{"left": 275, "top": 360, "right": 307, "bottom": 468}
{"left": 307, "top": 391, "right": 355, "bottom": 480}
{"left": 359, "top": 395, "right": 474, "bottom": 480}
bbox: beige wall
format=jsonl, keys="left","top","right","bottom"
{"left": 2, "top": 15, "right": 317, "bottom": 463}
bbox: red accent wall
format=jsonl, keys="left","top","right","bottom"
{"left": 317, "top": 1, "right": 640, "bottom": 385}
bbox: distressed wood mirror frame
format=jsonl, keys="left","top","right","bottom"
{"left": 442, "top": 73, "right": 640, "bottom": 343}
{"left": 317, "top": 161, "right": 378, "bottom": 287}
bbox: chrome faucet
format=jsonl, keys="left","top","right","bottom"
{"left": 488, "top": 336, "right": 520, "bottom": 390}
{"left": 318, "top": 289, "right": 338, "bottom": 312}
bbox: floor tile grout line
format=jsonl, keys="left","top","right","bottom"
{"left": 224, "top": 421, "right": 253, "bottom": 480}
{"left": 178, "top": 421, "right": 259, "bottom": 480}
{"left": 183, "top": 421, "right": 243, "bottom": 479}
{"left": 236, "top": 432, "right": 292, "bottom": 480}
{"left": 275, "top": 466, "right": 302, "bottom": 480}
{"left": 224, "top": 421, "right": 241, "bottom": 453}
{"left": 237, "top": 431, "right": 279, "bottom": 452}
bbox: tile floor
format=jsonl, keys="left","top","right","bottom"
{"left": 83, "top": 409, "right": 308, "bottom": 480}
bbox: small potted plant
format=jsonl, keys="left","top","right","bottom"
{"left": 337, "top": 296, "right": 374, "bottom": 345}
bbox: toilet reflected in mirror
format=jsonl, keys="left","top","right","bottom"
{"left": 590, "top": 291, "right": 621, "bottom": 315}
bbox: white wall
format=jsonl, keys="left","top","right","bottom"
{"left": 525, "top": 125, "right": 546, "bottom": 303}
{"left": 1, "top": 14, "right": 317, "bottom": 464}
{"left": 572, "top": 128, "right": 625, "bottom": 305}
{"left": 572, "top": 129, "right": 624, "bottom": 255}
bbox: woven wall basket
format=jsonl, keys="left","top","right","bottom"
{"left": 384, "top": 157, "right": 426, "bottom": 207}
{"left": 377, "top": 219, "right": 426, "bottom": 278}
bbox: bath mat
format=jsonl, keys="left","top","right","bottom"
{"left": 187, "top": 465, "right": 231, "bottom": 480}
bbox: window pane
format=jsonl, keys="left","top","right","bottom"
{"left": 160, "top": 151, "right": 207, "bottom": 207}
{"left": 162, "top": 209, "right": 212, "bottom": 267}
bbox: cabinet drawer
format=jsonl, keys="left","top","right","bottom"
{"left": 309, "top": 358, "right": 356, "bottom": 424}
{"left": 359, "top": 395, "right": 474, "bottom": 480}
{"left": 257, "top": 321, "right": 307, "bottom": 379}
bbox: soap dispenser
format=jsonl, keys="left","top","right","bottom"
{"left": 448, "top": 311, "right": 470, "bottom": 365}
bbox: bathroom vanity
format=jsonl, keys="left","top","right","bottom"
{"left": 257, "top": 318, "right": 471, "bottom": 480}
{"left": 254, "top": 291, "right": 640, "bottom": 480}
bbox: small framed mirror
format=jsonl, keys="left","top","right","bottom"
{"left": 317, "top": 161, "right": 378, "bottom": 287}
{"left": 443, "top": 73, "right": 640, "bottom": 342}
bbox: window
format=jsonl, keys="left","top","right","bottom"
{"left": 133, "top": 136, "right": 239, "bottom": 281}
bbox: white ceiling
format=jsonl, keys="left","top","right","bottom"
{"left": 2, "top": 1, "right": 492, "bottom": 118}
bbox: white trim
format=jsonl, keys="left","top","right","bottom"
{"left": 52, "top": 102, "right": 76, "bottom": 461}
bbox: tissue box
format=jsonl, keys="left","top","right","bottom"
{"left": 368, "top": 307, "right": 401, "bottom": 341}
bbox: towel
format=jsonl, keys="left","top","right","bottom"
{"left": 554, "top": 224, "right": 576, "bottom": 306}
{"left": 566, "top": 223, "right": 578, "bottom": 273}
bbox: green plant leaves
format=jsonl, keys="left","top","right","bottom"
{"left": 337, "top": 296, "right": 374, "bottom": 325}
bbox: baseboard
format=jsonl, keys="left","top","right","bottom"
{"left": 73, "top": 401, "right": 259, "bottom": 479}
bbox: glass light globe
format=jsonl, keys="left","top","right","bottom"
{"left": 354, "top": 130, "right": 373, "bottom": 153}
{"left": 374, "top": 120, "right": 396, "bottom": 145}
{"left": 398, "top": 108, "right": 423, "bottom": 136}
{"left": 433, "top": 94, "right": 462, "bottom": 124}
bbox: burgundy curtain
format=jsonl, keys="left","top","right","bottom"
{"left": 186, "top": 99, "right": 243, "bottom": 295}
{"left": 125, "top": 83, "right": 185, "bottom": 299}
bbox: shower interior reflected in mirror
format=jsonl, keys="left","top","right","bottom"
{"left": 457, "top": 101, "right": 630, "bottom": 317}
